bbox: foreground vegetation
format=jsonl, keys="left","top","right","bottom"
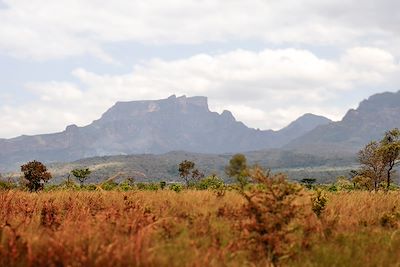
{"left": 2, "top": 188, "right": 400, "bottom": 267}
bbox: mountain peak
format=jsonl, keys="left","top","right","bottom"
{"left": 221, "top": 110, "right": 236, "bottom": 121}
{"left": 283, "top": 113, "right": 332, "bottom": 132}
{"left": 286, "top": 90, "right": 400, "bottom": 152}
{"left": 98, "top": 95, "right": 210, "bottom": 123}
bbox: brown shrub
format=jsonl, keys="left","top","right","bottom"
{"left": 237, "top": 168, "right": 306, "bottom": 265}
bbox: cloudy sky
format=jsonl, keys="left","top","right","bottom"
{"left": 1, "top": 0, "right": 400, "bottom": 138}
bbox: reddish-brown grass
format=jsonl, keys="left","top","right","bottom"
{"left": 1, "top": 190, "right": 400, "bottom": 266}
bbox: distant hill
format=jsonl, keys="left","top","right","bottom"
{"left": 46, "top": 150, "right": 357, "bottom": 184}
{"left": 0, "top": 95, "right": 331, "bottom": 171}
{"left": 286, "top": 90, "right": 400, "bottom": 153}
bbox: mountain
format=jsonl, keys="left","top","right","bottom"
{"left": 0, "top": 95, "right": 331, "bottom": 171}
{"left": 286, "top": 90, "right": 400, "bottom": 153}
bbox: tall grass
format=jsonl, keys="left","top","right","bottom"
{"left": 1, "top": 190, "right": 400, "bottom": 266}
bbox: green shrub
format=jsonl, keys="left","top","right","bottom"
{"left": 169, "top": 183, "right": 183, "bottom": 193}
{"left": 44, "top": 184, "right": 61, "bottom": 192}
{"left": 59, "top": 180, "right": 80, "bottom": 190}
{"left": 136, "top": 182, "right": 146, "bottom": 190}
{"left": 101, "top": 181, "right": 118, "bottom": 191}
{"left": 160, "top": 181, "right": 167, "bottom": 190}
{"left": 300, "top": 178, "right": 317, "bottom": 189}
{"left": 82, "top": 184, "right": 97, "bottom": 191}
{"left": 328, "top": 184, "right": 338, "bottom": 192}
{"left": 197, "top": 175, "right": 225, "bottom": 190}
{"left": 118, "top": 181, "right": 134, "bottom": 191}
{"left": 0, "top": 180, "right": 16, "bottom": 190}
{"left": 335, "top": 176, "right": 353, "bottom": 191}
{"left": 136, "top": 182, "right": 159, "bottom": 191}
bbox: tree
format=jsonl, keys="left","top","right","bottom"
{"left": 178, "top": 160, "right": 203, "bottom": 187}
{"left": 358, "top": 141, "right": 386, "bottom": 190}
{"left": 357, "top": 128, "right": 400, "bottom": 190}
{"left": 379, "top": 128, "right": 400, "bottom": 189}
{"left": 21, "top": 160, "right": 52, "bottom": 192}
{"left": 300, "top": 178, "right": 316, "bottom": 189}
{"left": 71, "top": 168, "right": 91, "bottom": 187}
{"left": 225, "top": 153, "right": 249, "bottom": 188}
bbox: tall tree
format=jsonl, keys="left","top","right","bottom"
{"left": 379, "top": 128, "right": 400, "bottom": 189}
{"left": 225, "top": 153, "right": 249, "bottom": 188}
{"left": 21, "top": 160, "right": 52, "bottom": 192}
{"left": 358, "top": 141, "right": 386, "bottom": 190}
{"left": 178, "top": 160, "right": 203, "bottom": 187}
{"left": 357, "top": 128, "right": 400, "bottom": 190}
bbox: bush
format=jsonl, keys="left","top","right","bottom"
{"left": 328, "top": 184, "right": 338, "bottom": 192}
{"left": 118, "top": 181, "right": 134, "bottom": 191}
{"left": 196, "top": 175, "right": 225, "bottom": 190}
{"left": 238, "top": 167, "right": 305, "bottom": 265}
{"left": 136, "top": 182, "right": 159, "bottom": 191}
{"left": 311, "top": 189, "right": 328, "bottom": 218}
{"left": 0, "top": 180, "right": 16, "bottom": 190}
{"left": 160, "top": 181, "right": 167, "bottom": 190}
{"left": 101, "top": 181, "right": 118, "bottom": 191}
{"left": 82, "top": 184, "right": 98, "bottom": 191}
{"left": 169, "top": 183, "right": 183, "bottom": 193}
{"left": 335, "top": 176, "right": 353, "bottom": 191}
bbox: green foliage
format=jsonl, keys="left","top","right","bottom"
{"left": 300, "top": 178, "right": 316, "bottom": 189}
{"left": 335, "top": 176, "right": 353, "bottom": 191}
{"left": 327, "top": 184, "right": 338, "bottom": 192}
{"left": 225, "top": 154, "right": 249, "bottom": 189}
{"left": 21, "top": 160, "right": 52, "bottom": 192}
{"left": 0, "top": 180, "right": 16, "bottom": 191}
{"left": 136, "top": 182, "right": 159, "bottom": 191}
{"left": 71, "top": 168, "right": 91, "bottom": 187}
{"left": 358, "top": 141, "right": 386, "bottom": 190}
{"left": 82, "top": 184, "right": 97, "bottom": 191}
{"left": 379, "top": 128, "right": 400, "bottom": 189}
{"left": 101, "top": 181, "right": 118, "bottom": 191}
{"left": 311, "top": 189, "right": 328, "bottom": 217}
{"left": 118, "top": 181, "right": 134, "bottom": 191}
{"left": 169, "top": 183, "right": 183, "bottom": 193}
{"left": 178, "top": 160, "right": 204, "bottom": 187}
{"left": 357, "top": 128, "right": 400, "bottom": 190}
{"left": 196, "top": 175, "right": 225, "bottom": 190}
{"left": 159, "top": 181, "right": 167, "bottom": 190}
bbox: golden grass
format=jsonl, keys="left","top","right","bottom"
{"left": 1, "top": 190, "right": 400, "bottom": 266}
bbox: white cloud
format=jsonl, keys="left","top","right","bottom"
{"left": 1, "top": 0, "right": 400, "bottom": 60}
{"left": 1, "top": 46, "right": 399, "bottom": 138}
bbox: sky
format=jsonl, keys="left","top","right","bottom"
{"left": 1, "top": 0, "right": 400, "bottom": 138}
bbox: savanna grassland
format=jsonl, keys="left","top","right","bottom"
{"left": 2, "top": 188, "right": 400, "bottom": 267}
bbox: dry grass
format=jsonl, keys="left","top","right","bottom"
{"left": 1, "top": 190, "right": 400, "bottom": 266}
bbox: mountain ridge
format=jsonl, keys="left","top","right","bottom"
{"left": 0, "top": 95, "right": 331, "bottom": 171}
{"left": 285, "top": 90, "right": 400, "bottom": 153}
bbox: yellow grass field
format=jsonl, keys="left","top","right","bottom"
{"left": 1, "top": 190, "right": 400, "bottom": 266}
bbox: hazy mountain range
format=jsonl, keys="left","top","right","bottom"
{"left": 1, "top": 90, "right": 400, "bottom": 182}
{"left": 0, "top": 95, "right": 331, "bottom": 171}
